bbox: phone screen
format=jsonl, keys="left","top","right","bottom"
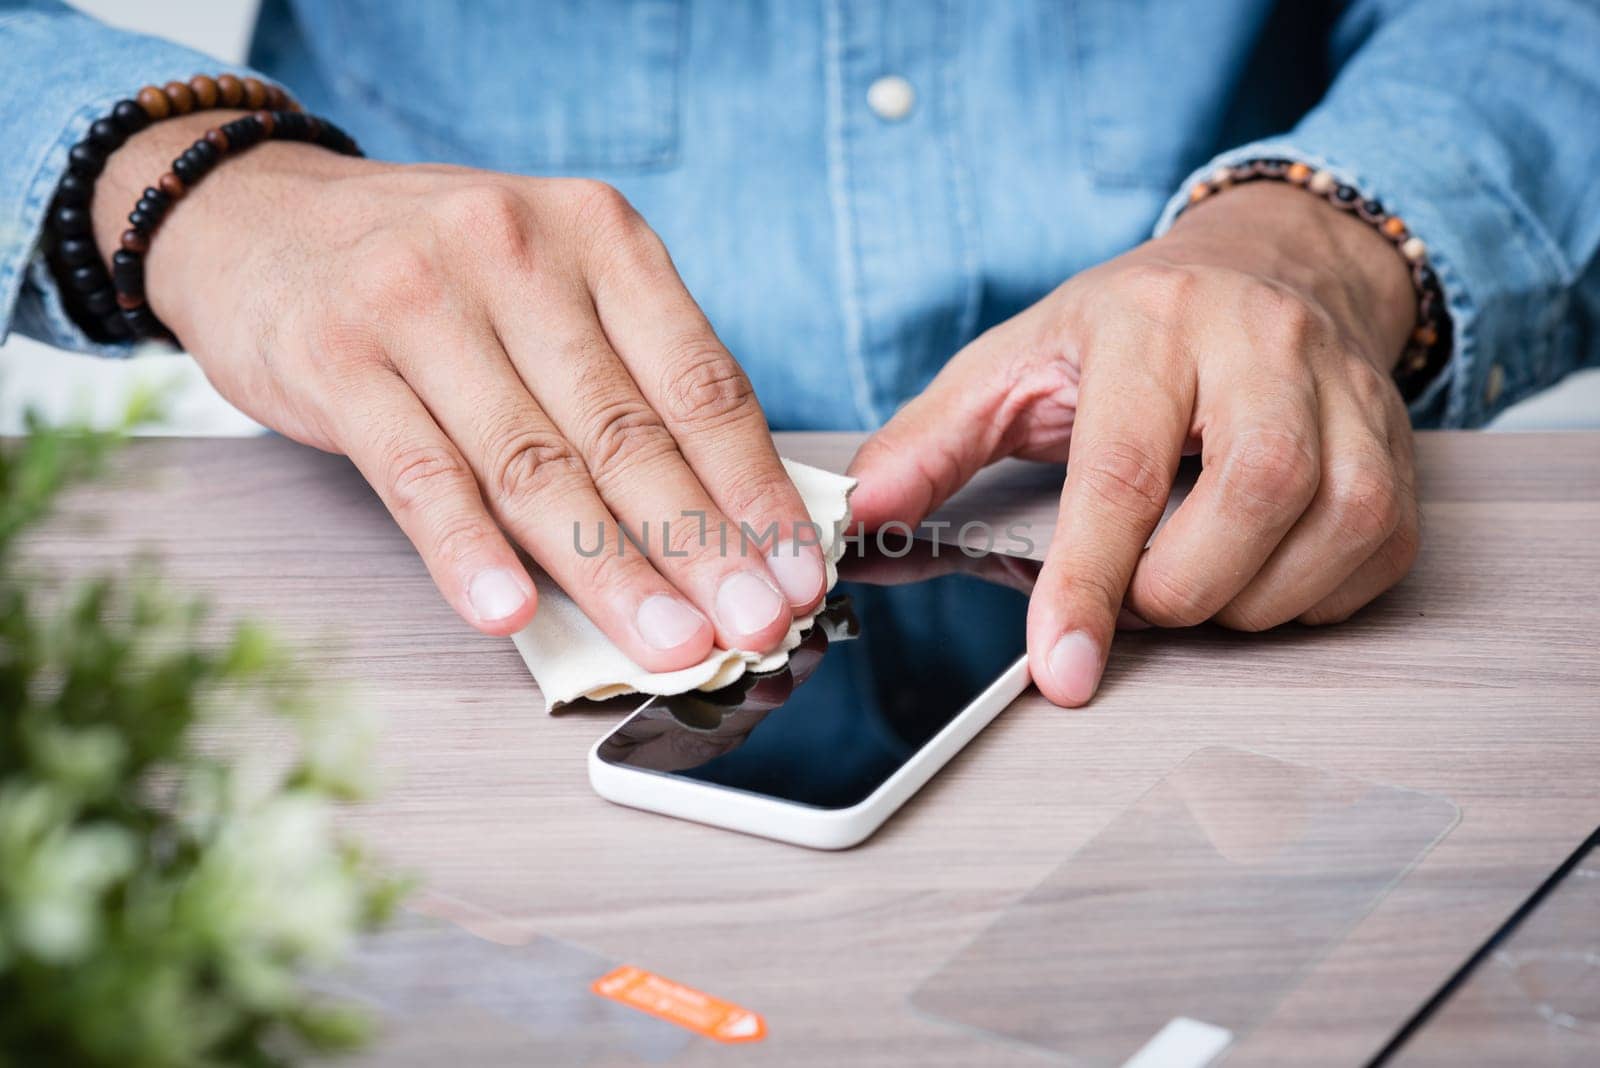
{"left": 593, "top": 547, "right": 1035, "bottom": 810}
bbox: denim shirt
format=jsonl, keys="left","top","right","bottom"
{"left": 4, "top": 0, "right": 1598, "bottom": 429}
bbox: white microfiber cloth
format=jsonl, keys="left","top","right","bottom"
{"left": 512, "top": 459, "right": 857, "bottom": 710}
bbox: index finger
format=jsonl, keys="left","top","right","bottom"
{"left": 581, "top": 193, "right": 827, "bottom": 613}
{"left": 1029, "top": 337, "right": 1191, "bottom": 706}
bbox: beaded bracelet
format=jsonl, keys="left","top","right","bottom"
{"left": 42, "top": 74, "right": 309, "bottom": 343}
{"left": 1183, "top": 159, "right": 1451, "bottom": 400}
{"left": 107, "top": 109, "right": 362, "bottom": 339}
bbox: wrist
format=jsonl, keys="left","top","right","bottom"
{"left": 91, "top": 110, "right": 366, "bottom": 338}
{"left": 1168, "top": 181, "right": 1416, "bottom": 371}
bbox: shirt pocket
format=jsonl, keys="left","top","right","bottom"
{"left": 1070, "top": 0, "right": 1262, "bottom": 190}
{"left": 328, "top": 0, "right": 683, "bottom": 172}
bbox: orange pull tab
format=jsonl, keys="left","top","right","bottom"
{"left": 591, "top": 965, "right": 767, "bottom": 1044}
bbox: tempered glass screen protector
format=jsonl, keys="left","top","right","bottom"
{"left": 593, "top": 546, "right": 1036, "bottom": 809}
{"left": 912, "top": 746, "right": 1459, "bottom": 1065}
{"left": 313, "top": 912, "right": 692, "bottom": 1064}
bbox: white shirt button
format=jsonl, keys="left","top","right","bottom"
{"left": 867, "top": 75, "right": 915, "bottom": 121}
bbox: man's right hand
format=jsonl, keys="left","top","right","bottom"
{"left": 93, "top": 110, "right": 824, "bottom": 668}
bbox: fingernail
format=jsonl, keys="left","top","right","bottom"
{"left": 1047, "top": 630, "right": 1103, "bottom": 705}
{"left": 716, "top": 571, "right": 786, "bottom": 637}
{"left": 636, "top": 594, "right": 706, "bottom": 651}
{"left": 1116, "top": 607, "right": 1153, "bottom": 631}
{"left": 467, "top": 568, "right": 528, "bottom": 623}
{"left": 765, "top": 542, "right": 825, "bottom": 606}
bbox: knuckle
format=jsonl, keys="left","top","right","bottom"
{"left": 1116, "top": 262, "right": 1203, "bottom": 317}
{"left": 582, "top": 397, "right": 673, "bottom": 483}
{"left": 436, "top": 183, "right": 525, "bottom": 234}
{"left": 1075, "top": 439, "right": 1172, "bottom": 518}
{"left": 552, "top": 327, "right": 613, "bottom": 370}
{"left": 595, "top": 214, "right": 672, "bottom": 284}
{"left": 1246, "top": 282, "right": 1327, "bottom": 351}
{"left": 1216, "top": 599, "right": 1281, "bottom": 633}
{"left": 347, "top": 233, "right": 442, "bottom": 313}
{"left": 574, "top": 539, "right": 643, "bottom": 600}
{"left": 434, "top": 183, "right": 528, "bottom": 261}
{"left": 1137, "top": 559, "right": 1215, "bottom": 627}
{"left": 1381, "top": 513, "right": 1423, "bottom": 575}
{"left": 1299, "top": 601, "right": 1356, "bottom": 627}
{"left": 1347, "top": 360, "right": 1399, "bottom": 412}
{"left": 1056, "top": 566, "right": 1126, "bottom": 622}
{"left": 662, "top": 510, "right": 710, "bottom": 559}
{"left": 714, "top": 465, "right": 785, "bottom": 523}
{"left": 1324, "top": 458, "right": 1401, "bottom": 548}
{"left": 487, "top": 427, "right": 585, "bottom": 504}
{"left": 659, "top": 343, "right": 758, "bottom": 429}
{"left": 386, "top": 443, "right": 475, "bottom": 517}
{"left": 1218, "top": 428, "right": 1320, "bottom": 521}
{"left": 567, "top": 177, "right": 629, "bottom": 212}
{"left": 568, "top": 179, "right": 644, "bottom": 243}
{"left": 306, "top": 319, "right": 384, "bottom": 387}
{"left": 429, "top": 515, "right": 498, "bottom": 569}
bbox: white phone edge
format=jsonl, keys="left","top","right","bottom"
{"left": 587, "top": 653, "right": 1034, "bottom": 850}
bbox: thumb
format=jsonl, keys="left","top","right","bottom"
{"left": 845, "top": 342, "right": 1014, "bottom": 531}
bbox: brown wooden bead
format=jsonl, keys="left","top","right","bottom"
{"left": 216, "top": 73, "right": 245, "bottom": 107}
{"left": 253, "top": 109, "right": 276, "bottom": 136}
{"left": 266, "top": 84, "right": 287, "bottom": 110}
{"left": 242, "top": 77, "right": 268, "bottom": 110}
{"left": 164, "top": 80, "right": 196, "bottom": 114}
{"left": 188, "top": 74, "right": 219, "bottom": 109}
{"left": 119, "top": 229, "right": 149, "bottom": 254}
{"left": 137, "top": 85, "right": 171, "bottom": 119}
{"left": 157, "top": 172, "right": 186, "bottom": 200}
{"left": 115, "top": 291, "right": 145, "bottom": 310}
{"left": 204, "top": 127, "right": 229, "bottom": 152}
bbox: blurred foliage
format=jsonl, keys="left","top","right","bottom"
{"left": 0, "top": 393, "right": 402, "bottom": 1067}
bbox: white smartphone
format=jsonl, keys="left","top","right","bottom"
{"left": 588, "top": 546, "right": 1038, "bottom": 849}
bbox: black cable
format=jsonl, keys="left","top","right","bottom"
{"left": 1367, "top": 823, "right": 1600, "bottom": 1065}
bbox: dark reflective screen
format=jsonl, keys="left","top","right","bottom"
{"left": 594, "top": 547, "right": 1034, "bottom": 809}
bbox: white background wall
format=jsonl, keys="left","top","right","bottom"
{"left": 0, "top": 0, "right": 262, "bottom": 436}
{"left": 4, "top": 0, "right": 1594, "bottom": 434}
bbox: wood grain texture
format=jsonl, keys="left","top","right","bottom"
{"left": 20, "top": 431, "right": 1600, "bottom": 1066}
{"left": 1389, "top": 841, "right": 1599, "bottom": 1066}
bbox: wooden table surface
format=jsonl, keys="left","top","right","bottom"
{"left": 29, "top": 430, "right": 1600, "bottom": 1066}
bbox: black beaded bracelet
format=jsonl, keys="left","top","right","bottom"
{"left": 1181, "top": 159, "right": 1452, "bottom": 401}
{"left": 104, "top": 109, "right": 361, "bottom": 340}
{"left": 45, "top": 75, "right": 299, "bottom": 343}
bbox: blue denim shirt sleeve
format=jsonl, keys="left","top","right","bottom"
{"left": 0, "top": 0, "right": 274, "bottom": 357}
{"left": 1155, "top": 0, "right": 1600, "bottom": 429}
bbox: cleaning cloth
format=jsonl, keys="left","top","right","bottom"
{"left": 512, "top": 459, "right": 857, "bottom": 710}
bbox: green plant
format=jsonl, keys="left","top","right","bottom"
{"left": 0, "top": 400, "right": 401, "bottom": 1067}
